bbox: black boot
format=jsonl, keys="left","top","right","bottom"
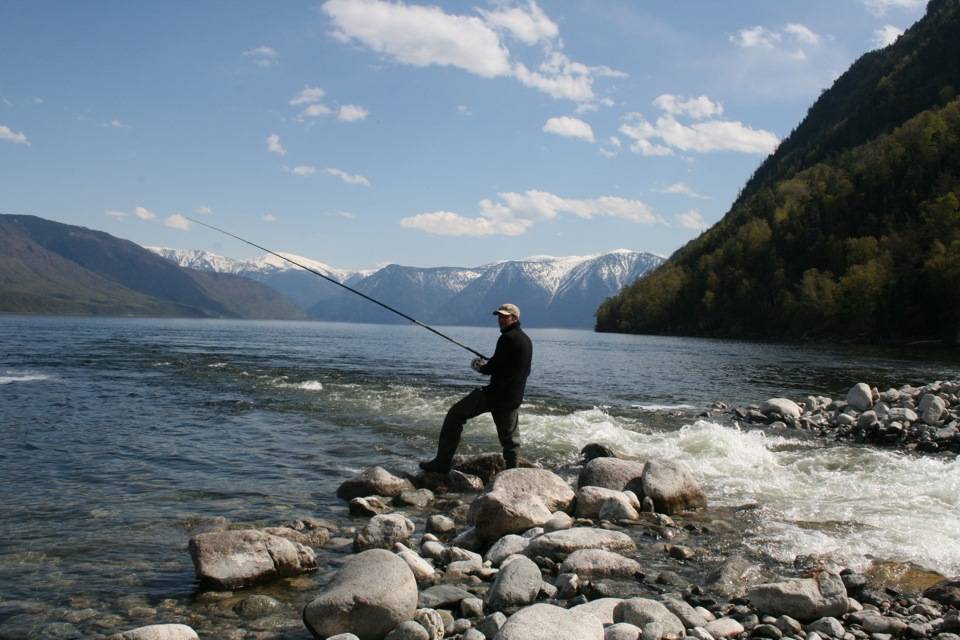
{"left": 418, "top": 459, "right": 451, "bottom": 474}
{"left": 503, "top": 451, "right": 519, "bottom": 469}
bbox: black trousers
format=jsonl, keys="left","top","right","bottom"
{"left": 433, "top": 387, "right": 520, "bottom": 466}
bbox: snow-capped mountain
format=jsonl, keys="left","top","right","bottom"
{"left": 147, "top": 246, "right": 663, "bottom": 327}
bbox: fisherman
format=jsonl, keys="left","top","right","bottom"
{"left": 419, "top": 303, "right": 533, "bottom": 474}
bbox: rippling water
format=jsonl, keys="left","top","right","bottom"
{"left": 1, "top": 316, "right": 959, "bottom": 635}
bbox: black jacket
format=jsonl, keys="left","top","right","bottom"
{"left": 479, "top": 323, "right": 532, "bottom": 409}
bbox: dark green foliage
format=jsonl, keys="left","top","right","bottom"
{"left": 597, "top": 0, "right": 960, "bottom": 344}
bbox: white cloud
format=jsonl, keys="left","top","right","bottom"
{"left": 326, "top": 167, "right": 371, "bottom": 186}
{"left": 323, "top": 0, "right": 511, "bottom": 78}
{"left": 266, "top": 133, "right": 287, "bottom": 156}
{"left": 660, "top": 182, "right": 710, "bottom": 200}
{"left": 135, "top": 206, "right": 156, "bottom": 220}
{"left": 195, "top": 206, "right": 212, "bottom": 215}
{"left": 301, "top": 104, "right": 333, "bottom": 118}
{"left": 620, "top": 113, "right": 779, "bottom": 155}
{"left": 334, "top": 210, "right": 356, "bottom": 219}
{"left": 32, "top": 97, "right": 44, "bottom": 105}
{"left": 0, "top": 124, "right": 29, "bottom": 145}
{"left": 477, "top": 1, "right": 559, "bottom": 46}
{"left": 290, "top": 86, "right": 326, "bottom": 105}
{"left": 292, "top": 165, "right": 317, "bottom": 176}
{"left": 105, "top": 210, "right": 127, "bottom": 220}
{"left": 165, "top": 214, "right": 191, "bottom": 230}
{"left": 399, "top": 189, "right": 658, "bottom": 237}
{"left": 785, "top": 23, "right": 821, "bottom": 45}
{"left": 677, "top": 209, "right": 707, "bottom": 231}
{"left": 653, "top": 94, "right": 723, "bottom": 120}
{"left": 105, "top": 119, "right": 130, "bottom": 129}
{"left": 730, "top": 26, "right": 781, "bottom": 49}
{"left": 338, "top": 104, "right": 369, "bottom": 122}
{"left": 243, "top": 45, "right": 279, "bottom": 68}
{"left": 262, "top": 213, "right": 277, "bottom": 222}
{"left": 457, "top": 105, "right": 472, "bottom": 116}
{"left": 873, "top": 24, "right": 904, "bottom": 47}
{"left": 543, "top": 116, "right": 595, "bottom": 143}
{"left": 861, "top": 0, "right": 925, "bottom": 15}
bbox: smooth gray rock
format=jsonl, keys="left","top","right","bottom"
{"left": 478, "top": 612, "right": 508, "bottom": 638}
{"left": 461, "top": 597, "right": 484, "bottom": 618}
{"left": 559, "top": 548, "right": 642, "bottom": 580}
{"left": 485, "top": 556, "right": 542, "bottom": 612}
{"left": 396, "top": 489, "right": 435, "bottom": 508}
{"left": 847, "top": 384, "right": 874, "bottom": 411}
{"left": 485, "top": 535, "right": 529, "bottom": 566}
{"left": 234, "top": 594, "right": 281, "bottom": 618}
{"left": 462, "top": 630, "right": 485, "bottom": 640}
{"left": 385, "top": 621, "right": 429, "bottom": 640}
{"left": 846, "top": 611, "right": 908, "bottom": 636}
{"left": 571, "top": 598, "right": 624, "bottom": 625}
{"left": 468, "top": 469, "right": 576, "bottom": 541}
{"left": 350, "top": 496, "right": 393, "bottom": 516}
{"left": 919, "top": 394, "right": 947, "bottom": 425}
{"left": 543, "top": 511, "right": 575, "bottom": 533}
{"left": 303, "top": 548, "right": 417, "bottom": 640}
{"left": 425, "top": 515, "right": 456, "bottom": 535}
{"left": 576, "top": 486, "right": 632, "bottom": 519}
{"left": 395, "top": 544, "right": 436, "bottom": 582}
{"left": 188, "top": 529, "right": 317, "bottom": 589}
{"left": 748, "top": 572, "right": 847, "bottom": 621}
{"left": 614, "top": 598, "right": 685, "bottom": 637}
{"left": 640, "top": 461, "right": 707, "bottom": 514}
{"left": 808, "top": 617, "right": 845, "bottom": 638}
{"left": 493, "top": 603, "right": 604, "bottom": 640}
{"left": 578, "top": 458, "right": 647, "bottom": 491}
{"left": 762, "top": 399, "right": 802, "bottom": 420}
{"left": 600, "top": 498, "right": 640, "bottom": 521}
{"left": 354, "top": 513, "right": 415, "bottom": 552}
{"left": 690, "top": 627, "right": 716, "bottom": 640}
{"left": 662, "top": 597, "right": 710, "bottom": 629}
{"left": 525, "top": 527, "right": 636, "bottom": 560}
{"left": 338, "top": 466, "right": 416, "bottom": 500}
{"left": 605, "top": 622, "right": 642, "bottom": 640}
{"left": 705, "top": 618, "right": 745, "bottom": 639}
{"left": 751, "top": 624, "right": 783, "bottom": 639}
{"left": 109, "top": 625, "right": 199, "bottom": 640}
{"left": 327, "top": 635, "right": 361, "bottom": 640}
{"left": 418, "top": 584, "right": 475, "bottom": 609}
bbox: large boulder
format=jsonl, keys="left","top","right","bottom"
{"left": 188, "top": 529, "right": 317, "bottom": 589}
{"left": 846, "top": 383, "right": 874, "bottom": 411}
{"left": 614, "top": 598, "right": 685, "bottom": 637}
{"left": 485, "top": 556, "right": 543, "bottom": 612}
{"left": 468, "top": 469, "right": 575, "bottom": 541}
{"left": 919, "top": 394, "right": 947, "bottom": 425}
{"left": 354, "top": 514, "right": 415, "bottom": 552}
{"left": 525, "top": 528, "right": 636, "bottom": 560}
{"left": 578, "top": 458, "right": 646, "bottom": 491}
{"left": 559, "top": 549, "right": 642, "bottom": 581}
{"left": 761, "top": 399, "right": 802, "bottom": 420}
{"left": 747, "top": 572, "right": 847, "bottom": 621}
{"left": 494, "top": 603, "right": 604, "bottom": 640}
{"left": 303, "top": 548, "right": 417, "bottom": 640}
{"left": 923, "top": 576, "right": 960, "bottom": 608}
{"left": 640, "top": 461, "right": 707, "bottom": 514}
{"left": 337, "top": 467, "right": 415, "bottom": 501}
{"left": 108, "top": 625, "right": 199, "bottom": 640}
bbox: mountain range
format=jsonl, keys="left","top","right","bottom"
{"left": 148, "top": 247, "right": 663, "bottom": 327}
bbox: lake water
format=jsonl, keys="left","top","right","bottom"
{"left": 1, "top": 316, "right": 959, "bottom": 637}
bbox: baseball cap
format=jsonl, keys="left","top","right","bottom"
{"left": 493, "top": 303, "right": 520, "bottom": 319}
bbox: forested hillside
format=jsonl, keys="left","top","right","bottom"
{"left": 597, "top": 0, "right": 960, "bottom": 343}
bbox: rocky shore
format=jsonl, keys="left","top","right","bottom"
{"left": 3, "top": 380, "right": 958, "bottom": 640}
{"left": 730, "top": 380, "right": 960, "bottom": 455}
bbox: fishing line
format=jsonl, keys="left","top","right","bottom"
{"left": 186, "top": 217, "right": 489, "bottom": 359}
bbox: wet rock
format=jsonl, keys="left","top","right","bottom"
{"left": 267, "top": 518, "right": 334, "bottom": 548}
{"left": 337, "top": 466, "right": 415, "bottom": 501}
{"left": 449, "top": 471, "right": 485, "bottom": 493}
{"left": 418, "top": 584, "right": 475, "bottom": 610}
{"left": 706, "top": 618, "right": 746, "bottom": 639}
{"left": 485, "top": 534, "right": 529, "bottom": 566}
{"left": 748, "top": 572, "right": 847, "bottom": 621}
{"left": 107, "top": 625, "right": 199, "bottom": 640}
{"left": 762, "top": 399, "right": 802, "bottom": 420}
{"left": 707, "top": 555, "right": 771, "bottom": 599}
{"left": 188, "top": 529, "right": 317, "bottom": 589}
{"left": 605, "top": 623, "right": 642, "bottom": 640}
{"left": 571, "top": 598, "right": 624, "bottom": 626}
{"left": 576, "top": 486, "right": 636, "bottom": 519}
{"left": 585, "top": 579, "right": 648, "bottom": 600}
{"left": 385, "top": 621, "right": 429, "bottom": 640}
{"left": 581, "top": 443, "right": 617, "bottom": 462}
{"left": 559, "top": 548, "right": 642, "bottom": 580}
{"left": 847, "top": 384, "right": 874, "bottom": 411}
{"left": 396, "top": 489, "right": 435, "bottom": 508}
{"left": 848, "top": 611, "right": 909, "bottom": 636}
{"left": 425, "top": 514, "right": 456, "bottom": 536}
{"left": 451, "top": 526, "right": 483, "bottom": 552}
{"left": 923, "top": 576, "right": 960, "bottom": 608}
{"left": 919, "top": 394, "right": 947, "bottom": 425}
{"left": 485, "top": 555, "right": 542, "bottom": 613}
{"left": 467, "top": 469, "right": 575, "bottom": 541}
{"left": 234, "top": 595, "right": 282, "bottom": 619}
{"left": 495, "top": 602, "right": 604, "bottom": 639}
{"left": 600, "top": 497, "right": 641, "bottom": 521}
{"left": 350, "top": 496, "right": 393, "bottom": 517}
{"left": 354, "top": 513, "right": 415, "bottom": 552}
{"left": 525, "top": 527, "right": 636, "bottom": 561}
{"left": 302, "top": 548, "right": 417, "bottom": 640}
{"left": 578, "top": 458, "right": 647, "bottom": 491}
{"left": 752, "top": 624, "right": 784, "bottom": 639}
{"left": 614, "top": 598, "right": 685, "bottom": 637}
{"left": 640, "top": 460, "right": 707, "bottom": 514}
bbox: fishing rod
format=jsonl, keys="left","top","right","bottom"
{"left": 185, "top": 217, "right": 489, "bottom": 360}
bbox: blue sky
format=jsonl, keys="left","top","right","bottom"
{"left": 0, "top": 0, "right": 927, "bottom": 269}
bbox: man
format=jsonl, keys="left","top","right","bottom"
{"left": 419, "top": 303, "right": 533, "bottom": 474}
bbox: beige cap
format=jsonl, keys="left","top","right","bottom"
{"left": 493, "top": 303, "right": 520, "bottom": 319}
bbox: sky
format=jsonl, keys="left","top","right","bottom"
{"left": 0, "top": 0, "right": 928, "bottom": 270}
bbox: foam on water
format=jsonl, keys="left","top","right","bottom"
{"left": 631, "top": 403, "right": 699, "bottom": 412}
{"left": 278, "top": 380, "right": 324, "bottom": 391}
{"left": 0, "top": 371, "right": 52, "bottom": 385}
